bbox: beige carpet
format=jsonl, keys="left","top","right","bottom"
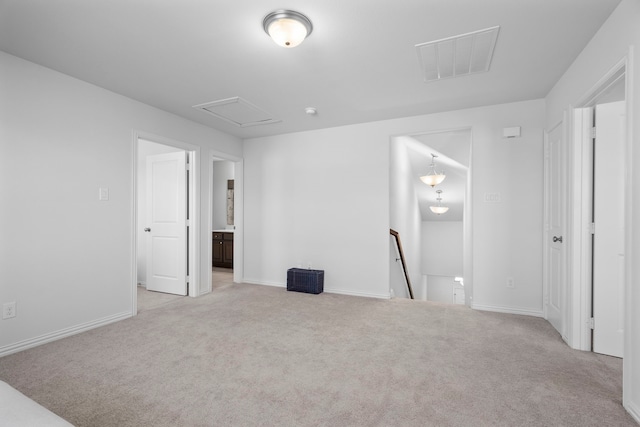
{"left": 211, "top": 267, "right": 234, "bottom": 291}
{"left": 137, "top": 286, "right": 184, "bottom": 312}
{"left": 0, "top": 283, "right": 636, "bottom": 426}
{"left": 137, "top": 268, "right": 233, "bottom": 312}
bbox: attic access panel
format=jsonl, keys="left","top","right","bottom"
{"left": 416, "top": 26, "right": 500, "bottom": 82}
{"left": 193, "top": 97, "right": 281, "bottom": 127}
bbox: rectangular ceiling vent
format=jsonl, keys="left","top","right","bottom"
{"left": 193, "top": 97, "right": 280, "bottom": 127}
{"left": 416, "top": 26, "right": 500, "bottom": 82}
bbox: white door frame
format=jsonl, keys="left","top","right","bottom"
{"left": 132, "top": 131, "right": 200, "bottom": 315}
{"left": 564, "top": 54, "right": 631, "bottom": 352}
{"left": 208, "top": 150, "right": 243, "bottom": 293}
{"left": 566, "top": 106, "right": 595, "bottom": 351}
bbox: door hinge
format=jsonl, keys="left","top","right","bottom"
{"left": 588, "top": 317, "right": 595, "bottom": 330}
{"left": 589, "top": 222, "right": 595, "bottom": 234}
{"left": 591, "top": 127, "right": 596, "bottom": 139}
{"left": 186, "top": 219, "right": 191, "bottom": 227}
{"left": 186, "top": 163, "right": 191, "bottom": 171}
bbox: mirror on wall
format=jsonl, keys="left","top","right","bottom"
{"left": 212, "top": 160, "right": 235, "bottom": 231}
{"left": 227, "top": 179, "right": 234, "bottom": 226}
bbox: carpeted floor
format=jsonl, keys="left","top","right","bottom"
{"left": 0, "top": 282, "right": 636, "bottom": 426}
{"left": 137, "top": 286, "right": 184, "bottom": 312}
{"left": 137, "top": 268, "right": 233, "bottom": 313}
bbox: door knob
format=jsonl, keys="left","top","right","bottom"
{"left": 144, "top": 228, "right": 151, "bottom": 232}
{"left": 553, "top": 236, "right": 563, "bottom": 243}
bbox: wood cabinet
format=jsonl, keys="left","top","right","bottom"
{"left": 213, "top": 232, "right": 233, "bottom": 268}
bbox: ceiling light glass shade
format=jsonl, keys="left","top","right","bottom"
{"left": 420, "top": 173, "right": 446, "bottom": 187}
{"left": 430, "top": 189, "right": 449, "bottom": 215}
{"left": 263, "top": 10, "right": 313, "bottom": 48}
{"left": 420, "top": 153, "right": 446, "bottom": 187}
{"left": 429, "top": 205, "right": 449, "bottom": 214}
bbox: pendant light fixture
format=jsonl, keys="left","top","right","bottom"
{"left": 263, "top": 10, "right": 313, "bottom": 48}
{"left": 420, "top": 154, "right": 446, "bottom": 187}
{"left": 430, "top": 190, "right": 449, "bottom": 215}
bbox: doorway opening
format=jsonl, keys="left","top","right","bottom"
{"left": 389, "top": 127, "right": 472, "bottom": 304}
{"left": 211, "top": 158, "right": 235, "bottom": 291}
{"left": 133, "top": 134, "right": 199, "bottom": 315}
{"left": 208, "top": 151, "right": 243, "bottom": 294}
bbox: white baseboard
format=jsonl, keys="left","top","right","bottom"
{"left": 324, "top": 288, "right": 391, "bottom": 299}
{"left": 0, "top": 311, "right": 131, "bottom": 358}
{"left": 472, "top": 303, "right": 544, "bottom": 318}
{"left": 242, "top": 279, "right": 390, "bottom": 299}
{"left": 242, "top": 279, "right": 285, "bottom": 288}
{"left": 625, "top": 400, "right": 640, "bottom": 424}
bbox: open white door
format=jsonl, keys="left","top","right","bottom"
{"left": 545, "top": 123, "right": 565, "bottom": 335}
{"left": 592, "top": 101, "right": 625, "bottom": 358}
{"left": 145, "top": 151, "right": 188, "bottom": 295}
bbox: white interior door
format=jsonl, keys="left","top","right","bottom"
{"left": 592, "top": 101, "right": 625, "bottom": 357}
{"left": 145, "top": 151, "right": 188, "bottom": 295}
{"left": 545, "top": 123, "right": 565, "bottom": 335}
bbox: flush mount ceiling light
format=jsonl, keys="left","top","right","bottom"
{"left": 263, "top": 10, "right": 313, "bottom": 48}
{"left": 430, "top": 190, "right": 450, "bottom": 215}
{"left": 420, "top": 154, "right": 446, "bottom": 187}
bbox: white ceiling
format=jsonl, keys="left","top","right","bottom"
{"left": 0, "top": 0, "right": 621, "bottom": 139}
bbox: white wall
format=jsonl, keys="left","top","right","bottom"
{"left": 544, "top": 0, "right": 640, "bottom": 420}
{"left": 0, "top": 51, "right": 242, "bottom": 354}
{"left": 212, "top": 161, "right": 235, "bottom": 231}
{"left": 136, "top": 140, "right": 183, "bottom": 285}
{"left": 422, "top": 222, "right": 463, "bottom": 303}
{"left": 242, "top": 129, "right": 390, "bottom": 298}
{"left": 426, "top": 275, "right": 456, "bottom": 304}
{"left": 422, "top": 221, "right": 463, "bottom": 276}
{"left": 243, "top": 99, "right": 544, "bottom": 307}
{"left": 389, "top": 136, "right": 423, "bottom": 299}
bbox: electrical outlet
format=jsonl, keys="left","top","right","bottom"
{"left": 3, "top": 302, "right": 16, "bottom": 319}
{"left": 506, "top": 277, "right": 515, "bottom": 289}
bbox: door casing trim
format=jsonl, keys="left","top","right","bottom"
{"left": 208, "top": 150, "right": 243, "bottom": 294}
{"left": 131, "top": 131, "right": 200, "bottom": 315}
{"left": 566, "top": 55, "right": 629, "bottom": 352}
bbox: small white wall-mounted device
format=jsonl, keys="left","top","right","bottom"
{"left": 99, "top": 187, "right": 109, "bottom": 201}
{"left": 502, "top": 126, "right": 521, "bottom": 138}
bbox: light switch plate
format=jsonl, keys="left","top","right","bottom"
{"left": 99, "top": 187, "right": 109, "bottom": 201}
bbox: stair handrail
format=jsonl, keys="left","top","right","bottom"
{"left": 389, "top": 229, "right": 414, "bottom": 299}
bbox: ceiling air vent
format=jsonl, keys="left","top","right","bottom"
{"left": 193, "top": 97, "right": 280, "bottom": 127}
{"left": 416, "top": 26, "right": 500, "bottom": 82}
